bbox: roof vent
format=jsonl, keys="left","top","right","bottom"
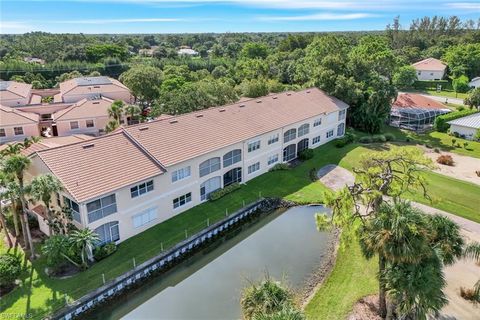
{"left": 219, "top": 108, "right": 226, "bottom": 112}
{"left": 286, "top": 93, "right": 292, "bottom": 96}
{"left": 139, "top": 127, "right": 149, "bottom": 131}
{"left": 82, "top": 143, "right": 95, "bottom": 149}
{"left": 272, "top": 96, "right": 278, "bottom": 100}
{"left": 256, "top": 100, "right": 262, "bottom": 103}
{"left": 169, "top": 120, "right": 178, "bottom": 124}
{"left": 239, "top": 104, "right": 246, "bottom": 108}
{"left": 93, "top": 102, "right": 100, "bottom": 104}
{"left": 196, "top": 114, "right": 204, "bottom": 118}
{"left": 306, "top": 90, "right": 311, "bottom": 93}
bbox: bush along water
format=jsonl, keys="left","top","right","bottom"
{"left": 209, "top": 183, "right": 242, "bottom": 201}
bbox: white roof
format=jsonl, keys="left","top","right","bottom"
{"left": 469, "top": 77, "right": 480, "bottom": 83}
{"left": 448, "top": 113, "right": 480, "bottom": 129}
{"left": 178, "top": 48, "right": 198, "bottom": 55}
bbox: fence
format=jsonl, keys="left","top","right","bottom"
{"left": 50, "top": 198, "right": 290, "bottom": 320}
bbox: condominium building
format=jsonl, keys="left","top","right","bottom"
{"left": 25, "top": 88, "right": 349, "bottom": 242}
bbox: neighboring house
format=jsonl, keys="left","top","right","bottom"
{"left": 26, "top": 88, "right": 349, "bottom": 243}
{"left": 447, "top": 112, "right": 480, "bottom": 140}
{"left": 52, "top": 97, "right": 114, "bottom": 136}
{"left": 0, "top": 81, "right": 32, "bottom": 107}
{"left": 60, "top": 76, "right": 132, "bottom": 103}
{"left": 0, "top": 105, "right": 40, "bottom": 144}
{"left": 24, "top": 57, "right": 45, "bottom": 64}
{"left": 178, "top": 48, "right": 198, "bottom": 56}
{"left": 469, "top": 77, "right": 480, "bottom": 89}
{"left": 139, "top": 46, "right": 158, "bottom": 57}
{"left": 390, "top": 93, "right": 451, "bottom": 132}
{"left": 411, "top": 58, "right": 447, "bottom": 81}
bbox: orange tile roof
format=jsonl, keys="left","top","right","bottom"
{"left": 412, "top": 58, "right": 447, "bottom": 72}
{"left": 20, "top": 134, "right": 94, "bottom": 156}
{"left": 0, "top": 81, "right": 32, "bottom": 99}
{"left": 53, "top": 97, "right": 113, "bottom": 121}
{"left": 392, "top": 93, "right": 448, "bottom": 110}
{"left": 35, "top": 131, "right": 165, "bottom": 202}
{"left": 125, "top": 88, "right": 348, "bottom": 166}
{"left": 0, "top": 105, "right": 39, "bottom": 126}
{"left": 59, "top": 76, "right": 129, "bottom": 96}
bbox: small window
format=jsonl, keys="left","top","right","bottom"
{"left": 268, "top": 134, "right": 279, "bottom": 145}
{"left": 14, "top": 127, "right": 24, "bottom": 136}
{"left": 173, "top": 192, "right": 192, "bottom": 209}
{"left": 63, "top": 196, "right": 81, "bottom": 223}
{"left": 312, "top": 136, "right": 321, "bottom": 145}
{"left": 171, "top": 166, "right": 191, "bottom": 183}
{"left": 132, "top": 207, "right": 157, "bottom": 228}
{"left": 248, "top": 140, "right": 261, "bottom": 153}
{"left": 326, "top": 130, "right": 334, "bottom": 138}
{"left": 130, "top": 180, "right": 154, "bottom": 198}
{"left": 313, "top": 118, "right": 322, "bottom": 127}
{"left": 337, "top": 123, "right": 345, "bottom": 136}
{"left": 338, "top": 110, "right": 346, "bottom": 121}
{"left": 86, "top": 120, "right": 94, "bottom": 128}
{"left": 0, "top": 128, "right": 5, "bottom": 137}
{"left": 223, "top": 149, "right": 242, "bottom": 167}
{"left": 248, "top": 162, "right": 260, "bottom": 174}
{"left": 70, "top": 121, "right": 79, "bottom": 130}
{"left": 267, "top": 154, "right": 279, "bottom": 165}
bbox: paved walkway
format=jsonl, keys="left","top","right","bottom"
{"left": 418, "top": 93, "right": 464, "bottom": 105}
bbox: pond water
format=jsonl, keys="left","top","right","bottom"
{"left": 90, "top": 205, "right": 333, "bottom": 320}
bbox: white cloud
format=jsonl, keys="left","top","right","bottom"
{"left": 1, "top": 21, "right": 34, "bottom": 33}
{"left": 51, "top": 18, "right": 183, "bottom": 24}
{"left": 257, "top": 12, "right": 377, "bottom": 21}
{"left": 445, "top": 2, "right": 480, "bottom": 10}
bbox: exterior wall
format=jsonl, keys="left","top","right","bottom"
{"left": 449, "top": 124, "right": 478, "bottom": 140}
{"left": 55, "top": 116, "right": 109, "bottom": 136}
{"left": 17, "top": 103, "right": 73, "bottom": 117}
{"left": 0, "top": 123, "right": 39, "bottom": 144}
{"left": 64, "top": 108, "right": 347, "bottom": 244}
{"left": 63, "top": 87, "right": 132, "bottom": 104}
{"left": 416, "top": 70, "right": 445, "bottom": 81}
{"left": 469, "top": 79, "right": 480, "bottom": 89}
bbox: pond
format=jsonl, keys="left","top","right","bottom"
{"left": 90, "top": 205, "right": 333, "bottom": 320}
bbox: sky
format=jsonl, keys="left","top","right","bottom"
{"left": 1, "top": 0, "right": 479, "bottom": 34}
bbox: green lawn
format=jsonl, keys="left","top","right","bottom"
{"left": 304, "top": 241, "right": 378, "bottom": 320}
{"left": 2, "top": 139, "right": 480, "bottom": 319}
{"left": 424, "top": 89, "right": 469, "bottom": 100}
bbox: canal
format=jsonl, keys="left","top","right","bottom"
{"left": 90, "top": 205, "right": 333, "bottom": 320}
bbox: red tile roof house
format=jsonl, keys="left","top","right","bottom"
{"left": 0, "top": 105, "right": 40, "bottom": 144}
{"left": 389, "top": 93, "right": 451, "bottom": 132}
{"left": 25, "top": 88, "right": 349, "bottom": 242}
{"left": 411, "top": 58, "right": 447, "bottom": 81}
{"left": 0, "top": 77, "right": 132, "bottom": 144}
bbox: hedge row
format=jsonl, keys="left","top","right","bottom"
{"left": 413, "top": 80, "right": 453, "bottom": 91}
{"left": 434, "top": 109, "right": 479, "bottom": 132}
{"left": 209, "top": 182, "right": 241, "bottom": 201}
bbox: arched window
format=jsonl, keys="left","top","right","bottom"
{"left": 337, "top": 123, "right": 345, "bottom": 136}
{"left": 298, "top": 123, "right": 310, "bottom": 137}
{"left": 297, "top": 138, "right": 309, "bottom": 154}
{"left": 199, "top": 157, "right": 221, "bottom": 177}
{"left": 223, "top": 167, "right": 242, "bottom": 187}
{"left": 223, "top": 149, "right": 242, "bottom": 168}
{"left": 200, "top": 176, "right": 221, "bottom": 201}
{"left": 95, "top": 221, "right": 120, "bottom": 244}
{"left": 284, "top": 128, "right": 297, "bottom": 143}
{"left": 283, "top": 144, "right": 296, "bottom": 162}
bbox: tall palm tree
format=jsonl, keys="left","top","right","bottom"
{"left": 69, "top": 228, "right": 99, "bottom": 269}
{"left": 124, "top": 104, "right": 142, "bottom": 125}
{"left": 30, "top": 174, "right": 63, "bottom": 236}
{"left": 0, "top": 143, "right": 22, "bottom": 157}
{"left": 3, "top": 154, "right": 35, "bottom": 258}
{"left": 0, "top": 172, "right": 13, "bottom": 248}
{"left": 3, "top": 180, "right": 21, "bottom": 238}
{"left": 22, "top": 136, "right": 41, "bottom": 149}
{"left": 108, "top": 100, "right": 125, "bottom": 123}
{"left": 105, "top": 119, "right": 120, "bottom": 133}
{"left": 464, "top": 242, "right": 480, "bottom": 299}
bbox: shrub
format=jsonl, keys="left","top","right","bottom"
{"left": 434, "top": 109, "right": 479, "bottom": 132}
{"left": 309, "top": 168, "right": 318, "bottom": 182}
{"left": 94, "top": 242, "right": 117, "bottom": 261}
{"left": 298, "top": 148, "right": 314, "bottom": 160}
{"left": 359, "top": 136, "right": 373, "bottom": 144}
{"left": 451, "top": 138, "right": 457, "bottom": 146}
{"left": 437, "top": 154, "right": 454, "bottom": 166}
{"left": 384, "top": 133, "right": 395, "bottom": 141}
{"left": 209, "top": 182, "right": 241, "bottom": 201}
{"left": 434, "top": 148, "right": 440, "bottom": 153}
{"left": 42, "top": 234, "right": 73, "bottom": 271}
{"left": 460, "top": 287, "right": 479, "bottom": 302}
{"left": 425, "top": 143, "right": 433, "bottom": 149}
{"left": 335, "top": 138, "right": 348, "bottom": 148}
{"left": 476, "top": 170, "right": 480, "bottom": 177}
{"left": 0, "top": 254, "right": 22, "bottom": 290}
{"left": 413, "top": 80, "right": 452, "bottom": 91}
{"left": 464, "top": 142, "right": 469, "bottom": 149}
{"left": 269, "top": 163, "right": 290, "bottom": 171}
{"left": 336, "top": 132, "right": 355, "bottom": 148}
{"left": 372, "top": 134, "right": 387, "bottom": 143}
{"left": 457, "top": 105, "right": 465, "bottom": 111}
{"left": 405, "top": 137, "right": 411, "bottom": 143}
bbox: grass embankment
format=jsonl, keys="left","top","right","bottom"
{"left": 2, "top": 135, "right": 480, "bottom": 319}
{"left": 304, "top": 241, "right": 378, "bottom": 320}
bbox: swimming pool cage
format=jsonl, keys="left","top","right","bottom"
{"left": 389, "top": 107, "right": 451, "bottom": 132}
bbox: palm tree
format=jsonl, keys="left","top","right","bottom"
{"left": 108, "top": 100, "right": 125, "bottom": 123}
{"left": 464, "top": 242, "right": 480, "bottom": 299}
{"left": 22, "top": 136, "right": 41, "bottom": 149}
{"left": 0, "top": 172, "right": 13, "bottom": 248}
{"left": 0, "top": 143, "right": 22, "bottom": 157}
{"left": 30, "top": 174, "right": 63, "bottom": 235}
{"left": 69, "top": 228, "right": 99, "bottom": 269}
{"left": 105, "top": 119, "right": 120, "bottom": 133}
{"left": 3, "top": 154, "right": 35, "bottom": 258}
{"left": 124, "top": 104, "right": 142, "bottom": 125}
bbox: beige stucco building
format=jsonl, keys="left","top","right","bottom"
{"left": 0, "top": 81, "right": 33, "bottom": 107}
{"left": 0, "top": 105, "right": 40, "bottom": 144}
{"left": 411, "top": 58, "right": 447, "bottom": 81}
{"left": 59, "top": 76, "right": 132, "bottom": 104}
{"left": 26, "top": 88, "right": 349, "bottom": 243}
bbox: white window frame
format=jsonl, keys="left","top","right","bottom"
{"left": 70, "top": 121, "right": 79, "bottom": 130}
{"left": 63, "top": 196, "right": 81, "bottom": 223}
{"left": 267, "top": 133, "right": 279, "bottom": 145}
{"left": 312, "top": 136, "right": 321, "bottom": 145}
{"left": 132, "top": 207, "right": 158, "bottom": 228}
{"left": 223, "top": 149, "right": 242, "bottom": 167}
{"left": 247, "top": 140, "right": 261, "bottom": 153}
{"left": 199, "top": 157, "right": 221, "bottom": 177}
{"left": 326, "top": 130, "right": 334, "bottom": 138}
{"left": 313, "top": 118, "right": 322, "bottom": 127}
{"left": 13, "top": 127, "right": 24, "bottom": 136}
{"left": 284, "top": 129, "right": 297, "bottom": 143}
{"left": 338, "top": 109, "right": 346, "bottom": 121}
{"left": 267, "top": 154, "right": 279, "bottom": 166}
{"left": 87, "top": 194, "right": 117, "bottom": 223}
{"left": 0, "top": 128, "right": 6, "bottom": 137}
{"left": 173, "top": 192, "right": 192, "bottom": 209}
{"left": 248, "top": 162, "right": 260, "bottom": 174}
{"left": 130, "top": 180, "right": 154, "bottom": 198}
{"left": 86, "top": 119, "right": 95, "bottom": 128}
{"left": 171, "top": 166, "right": 191, "bottom": 183}
{"left": 298, "top": 123, "right": 310, "bottom": 137}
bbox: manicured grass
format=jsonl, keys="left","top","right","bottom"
{"left": 2, "top": 139, "right": 479, "bottom": 319}
{"left": 424, "top": 89, "right": 469, "bottom": 100}
{"left": 304, "top": 240, "right": 378, "bottom": 320}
